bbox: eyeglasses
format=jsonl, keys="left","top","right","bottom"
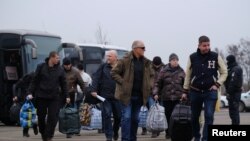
{"left": 136, "top": 47, "right": 145, "bottom": 50}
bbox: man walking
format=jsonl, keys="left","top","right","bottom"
{"left": 91, "top": 50, "right": 121, "bottom": 141}
{"left": 27, "top": 51, "right": 70, "bottom": 141}
{"left": 62, "top": 57, "right": 85, "bottom": 138}
{"left": 224, "top": 55, "right": 243, "bottom": 125}
{"left": 111, "top": 40, "right": 155, "bottom": 141}
{"left": 182, "top": 36, "right": 227, "bottom": 141}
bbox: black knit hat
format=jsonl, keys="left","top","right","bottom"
{"left": 63, "top": 57, "right": 71, "bottom": 65}
{"left": 152, "top": 56, "right": 162, "bottom": 66}
{"left": 169, "top": 53, "right": 179, "bottom": 62}
{"left": 226, "top": 55, "right": 236, "bottom": 63}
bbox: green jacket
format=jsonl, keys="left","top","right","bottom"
{"left": 111, "top": 51, "right": 155, "bottom": 105}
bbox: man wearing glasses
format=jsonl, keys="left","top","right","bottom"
{"left": 111, "top": 40, "right": 155, "bottom": 141}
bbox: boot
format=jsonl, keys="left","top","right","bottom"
{"left": 141, "top": 128, "right": 147, "bottom": 135}
{"left": 33, "top": 124, "right": 38, "bottom": 135}
{"left": 23, "top": 128, "right": 30, "bottom": 137}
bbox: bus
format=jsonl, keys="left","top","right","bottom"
{"left": 0, "top": 29, "right": 63, "bottom": 125}
{"left": 59, "top": 43, "right": 128, "bottom": 76}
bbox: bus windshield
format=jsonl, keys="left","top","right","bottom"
{"left": 24, "top": 35, "right": 61, "bottom": 72}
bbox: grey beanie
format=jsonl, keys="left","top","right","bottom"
{"left": 169, "top": 53, "right": 179, "bottom": 62}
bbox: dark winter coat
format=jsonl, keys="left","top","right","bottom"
{"left": 28, "top": 58, "right": 68, "bottom": 99}
{"left": 153, "top": 64, "right": 185, "bottom": 101}
{"left": 91, "top": 63, "right": 116, "bottom": 99}
{"left": 224, "top": 62, "right": 243, "bottom": 94}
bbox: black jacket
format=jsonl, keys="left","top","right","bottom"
{"left": 14, "top": 72, "right": 35, "bottom": 101}
{"left": 91, "top": 63, "right": 116, "bottom": 99}
{"left": 28, "top": 58, "right": 68, "bottom": 99}
{"left": 224, "top": 62, "right": 243, "bottom": 94}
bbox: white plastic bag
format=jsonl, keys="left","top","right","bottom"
{"left": 146, "top": 103, "right": 168, "bottom": 132}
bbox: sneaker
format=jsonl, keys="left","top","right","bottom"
{"left": 66, "top": 134, "right": 72, "bottom": 138}
{"left": 141, "top": 128, "right": 147, "bottom": 135}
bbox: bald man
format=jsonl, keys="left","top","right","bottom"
{"left": 111, "top": 40, "right": 155, "bottom": 141}
{"left": 91, "top": 50, "right": 121, "bottom": 141}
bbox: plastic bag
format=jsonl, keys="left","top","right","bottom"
{"left": 146, "top": 103, "right": 168, "bottom": 132}
{"left": 138, "top": 106, "right": 148, "bottom": 128}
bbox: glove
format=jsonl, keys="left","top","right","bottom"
{"left": 26, "top": 94, "right": 33, "bottom": 100}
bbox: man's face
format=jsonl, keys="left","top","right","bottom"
{"left": 134, "top": 42, "right": 145, "bottom": 57}
{"left": 52, "top": 55, "right": 60, "bottom": 65}
{"left": 198, "top": 42, "right": 210, "bottom": 54}
{"left": 106, "top": 52, "right": 117, "bottom": 64}
{"left": 63, "top": 64, "right": 72, "bottom": 71}
{"left": 170, "top": 59, "right": 179, "bottom": 68}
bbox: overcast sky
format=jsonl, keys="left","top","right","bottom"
{"left": 1, "top": 0, "right": 250, "bottom": 67}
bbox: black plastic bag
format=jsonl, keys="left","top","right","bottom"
{"left": 9, "top": 102, "right": 21, "bottom": 123}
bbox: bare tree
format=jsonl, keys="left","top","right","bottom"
{"left": 226, "top": 39, "right": 250, "bottom": 91}
{"left": 239, "top": 39, "right": 250, "bottom": 90}
{"left": 95, "top": 24, "right": 110, "bottom": 44}
{"left": 214, "top": 47, "right": 225, "bottom": 60}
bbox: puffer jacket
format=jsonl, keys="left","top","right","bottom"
{"left": 111, "top": 51, "right": 155, "bottom": 106}
{"left": 153, "top": 64, "right": 185, "bottom": 101}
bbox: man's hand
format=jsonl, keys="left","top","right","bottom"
{"left": 153, "top": 95, "right": 159, "bottom": 101}
{"left": 181, "top": 93, "right": 187, "bottom": 100}
{"left": 26, "top": 94, "right": 33, "bottom": 100}
{"left": 91, "top": 92, "right": 97, "bottom": 97}
{"left": 66, "top": 98, "right": 70, "bottom": 104}
{"left": 210, "top": 85, "right": 218, "bottom": 91}
{"left": 13, "top": 96, "right": 18, "bottom": 102}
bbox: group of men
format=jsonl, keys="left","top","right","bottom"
{"left": 13, "top": 35, "right": 243, "bottom": 141}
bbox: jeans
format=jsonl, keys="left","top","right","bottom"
{"left": 102, "top": 99, "right": 121, "bottom": 139}
{"left": 227, "top": 92, "right": 241, "bottom": 125}
{"left": 121, "top": 96, "right": 143, "bottom": 141}
{"left": 189, "top": 90, "right": 217, "bottom": 141}
{"left": 147, "top": 96, "right": 155, "bottom": 109}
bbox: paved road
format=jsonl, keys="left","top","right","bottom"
{"left": 0, "top": 108, "right": 249, "bottom": 141}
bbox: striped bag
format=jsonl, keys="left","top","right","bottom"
{"left": 19, "top": 100, "right": 37, "bottom": 128}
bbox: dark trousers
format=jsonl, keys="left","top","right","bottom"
{"left": 228, "top": 92, "right": 241, "bottom": 125}
{"left": 36, "top": 98, "right": 60, "bottom": 139}
{"left": 102, "top": 99, "right": 121, "bottom": 139}
{"left": 162, "top": 100, "right": 180, "bottom": 134}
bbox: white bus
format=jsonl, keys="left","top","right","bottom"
{"left": 59, "top": 43, "right": 128, "bottom": 75}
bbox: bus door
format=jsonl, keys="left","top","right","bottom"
{"left": 0, "top": 47, "right": 22, "bottom": 124}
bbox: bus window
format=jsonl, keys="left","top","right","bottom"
{"left": 24, "top": 35, "right": 61, "bottom": 73}
{"left": 84, "top": 47, "right": 103, "bottom": 60}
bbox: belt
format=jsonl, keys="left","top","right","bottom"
{"left": 190, "top": 86, "right": 210, "bottom": 93}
